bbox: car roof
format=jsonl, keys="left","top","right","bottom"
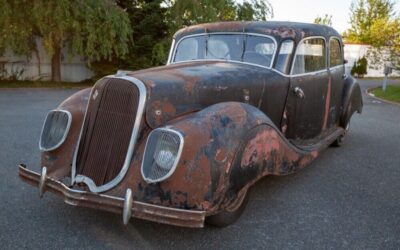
{"left": 173, "top": 21, "right": 342, "bottom": 44}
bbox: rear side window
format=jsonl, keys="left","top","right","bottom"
{"left": 329, "top": 38, "right": 342, "bottom": 67}
{"left": 275, "top": 40, "right": 294, "bottom": 74}
{"left": 292, "top": 38, "right": 326, "bottom": 75}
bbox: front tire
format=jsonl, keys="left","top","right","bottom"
{"left": 206, "top": 189, "right": 250, "bottom": 227}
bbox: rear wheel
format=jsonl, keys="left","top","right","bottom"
{"left": 206, "top": 189, "right": 250, "bottom": 227}
{"left": 332, "top": 122, "right": 350, "bottom": 147}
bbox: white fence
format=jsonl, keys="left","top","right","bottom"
{"left": 0, "top": 39, "right": 93, "bottom": 82}
{"left": 344, "top": 43, "right": 399, "bottom": 77}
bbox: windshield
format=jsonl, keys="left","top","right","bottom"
{"left": 173, "top": 34, "right": 276, "bottom": 68}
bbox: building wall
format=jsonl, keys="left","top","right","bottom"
{"left": 344, "top": 43, "right": 399, "bottom": 77}
{"left": 0, "top": 39, "right": 93, "bottom": 82}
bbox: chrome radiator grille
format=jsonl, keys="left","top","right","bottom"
{"left": 75, "top": 78, "right": 140, "bottom": 187}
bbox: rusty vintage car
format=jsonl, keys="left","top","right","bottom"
{"left": 19, "top": 21, "right": 363, "bottom": 228}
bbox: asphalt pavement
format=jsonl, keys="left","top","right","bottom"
{"left": 0, "top": 79, "right": 399, "bottom": 249}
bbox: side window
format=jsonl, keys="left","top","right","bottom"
{"left": 329, "top": 38, "right": 342, "bottom": 67}
{"left": 275, "top": 40, "right": 294, "bottom": 74}
{"left": 174, "top": 36, "right": 206, "bottom": 62}
{"left": 292, "top": 38, "right": 326, "bottom": 75}
{"left": 243, "top": 35, "right": 275, "bottom": 67}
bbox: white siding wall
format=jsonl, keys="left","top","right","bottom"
{"left": 344, "top": 43, "right": 400, "bottom": 77}
{"left": 0, "top": 38, "right": 93, "bottom": 82}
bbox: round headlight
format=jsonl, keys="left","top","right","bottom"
{"left": 155, "top": 149, "right": 176, "bottom": 170}
{"left": 141, "top": 128, "right": 184, "bottom": 183}
{"left": 39, "top": 110, "right": 72, "bottom": 151}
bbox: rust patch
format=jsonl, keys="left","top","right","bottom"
{"left": 322, "top": 77, "right": 332, "bottom": 130}
{"left": 182, "top": 75, "right": 199, "bottom": 93}
{"left": 215, "top": 149, "right": 228, "bottom": 163}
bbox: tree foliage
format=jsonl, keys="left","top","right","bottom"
{"left": 314, "top": 14, "right": 332, "bottom": 26}
{"left": 113, "top": 0, "right": 274, "bottom": 72}
{"left": 116, "top": 0, "right": 168, "bottom": 70}
{"left": 346, "top": 0, "right": 396, "bottom": 43}
{"left": 345, "top": 0, "right": 400, "bottom": 68}
{"left": 1, "top": 0, "right": 274, "bottom": 81}
{"left": 0, "top": 0, "right": 132, "bottom": 81}
{"left": 168, "top": 0, "right": 273, "bottom": 34}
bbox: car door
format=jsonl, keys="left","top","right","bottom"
{"left": 327, "top": 37, "right": 346, "bottom": 128}
{"left": 284, "top": 37, "right": 329, "bottom": 140}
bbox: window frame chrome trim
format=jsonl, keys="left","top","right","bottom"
{"left": 168, "top": 32, "right": 278, "bottom": 69}
{"left": 166, "top": 39, "right": 176, "bottom": 64}
{"left": 328, "top": 36, "right": 344, "bottom": 69}
{"left": 274, "top": 39, "right": 295, "bottom": 75}
{"left": 39, "top": 109, "right": 72, "bottom": 152}
{"left": 71, "top": 75, "right": 147, "bottom": 193}
{"left": 141, "top": 127, "right": 184, "bottom": 184}
{"left": 290, "top": 36, "right": 327, "bottom": 76}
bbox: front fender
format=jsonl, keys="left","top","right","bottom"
{"left": 40, "top": 88, "right": 91, "bottom": 179}
{"left": 123, "top": 102, "right": 270, "bottom": 213}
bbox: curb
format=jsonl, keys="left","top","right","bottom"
{"left": 366, "top": 86, "right": 400, "bottom": 106}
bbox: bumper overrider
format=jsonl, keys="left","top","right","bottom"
{"left": 18, "top": 164, "right": 206, "bottom": 228}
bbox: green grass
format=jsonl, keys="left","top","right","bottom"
{"left": 372, "top": 85, "right": 400, "bottom": 103}
{"left": 0, "top": 80, "right": 94, "bottom": 88}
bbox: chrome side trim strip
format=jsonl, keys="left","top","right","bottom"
{"left": 71, "top": 75, "right": 147, "bottom": 193}
{"left": 141, "top": 127, "right": 184, "bottom": 184}
{"left": 39, "top": 109, "right": 72, "bottom": 152}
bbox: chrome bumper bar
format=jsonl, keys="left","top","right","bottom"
{"left": 18, "top": 164, "right": 206, "bottom": 228}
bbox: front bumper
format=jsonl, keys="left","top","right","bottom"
{"left": 18, "top": 164, "right": 206, "bottom": 228}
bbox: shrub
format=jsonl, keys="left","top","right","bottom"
{"left": 351, "top": 56, "right": 368, "bottom": 78}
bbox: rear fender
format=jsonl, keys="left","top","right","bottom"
{"left": 341, "top": 76, "right": 363, "bottom": 126}
{"left": 223, "top": 124, "right": 320, "bottom": 207}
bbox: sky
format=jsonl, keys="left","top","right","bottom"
{"left": 267, "top": 0, "right": 354, "bottom": 33}
{"left": 267, "top": 0, "right": 400, "bottom": 33}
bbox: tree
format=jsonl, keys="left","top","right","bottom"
{"left": 314, "top": 14, "right": 333, "bottom": 26}
{"left": 345, "top": 0, "right": 400, "bottom": 68}
{"left": 168, "top": 0, "right": 273, "bottom": 34}
{"left": 115, "top": 0, "right": 168, "bottom": 70}
{"left": 368, "top": 17, "right": 400, "bottom": 68}
{"left": 236, "top": 0, "right": 274, "bottom": 21}
{"left": 1, "top": 0, "right": 132, "bottom": 82}
{"left": 346, "top": 0, "right": 395, "bottom": 43}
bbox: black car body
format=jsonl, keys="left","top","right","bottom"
{"left": 19, "top": 21, "right": 363, "bottom": 228}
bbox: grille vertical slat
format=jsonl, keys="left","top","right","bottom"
{"left": 76, "top": 78, "right": 140, "bottom": 186}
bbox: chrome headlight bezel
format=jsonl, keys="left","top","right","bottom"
{"left": 39, "top": 109, "right": 72, "bottom": 152}
{"left": 141, "top": 127, "right": 184, "bottom": 184}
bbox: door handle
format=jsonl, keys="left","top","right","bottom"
{"left": 293, "top": 87, "right": 305, "bottom": 99}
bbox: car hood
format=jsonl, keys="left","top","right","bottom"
{"left": 129, "top": 61, "right": 283, "bottom": 128}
